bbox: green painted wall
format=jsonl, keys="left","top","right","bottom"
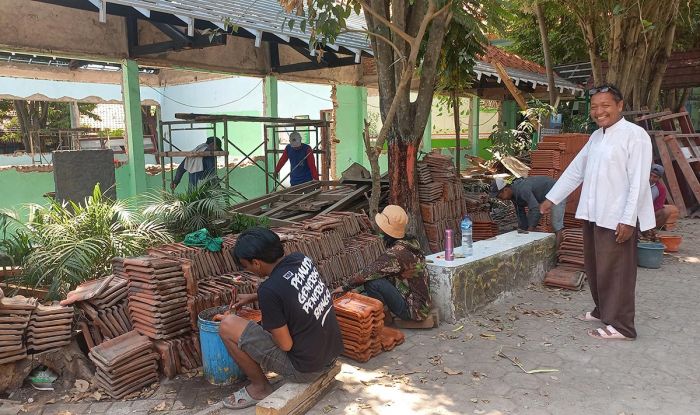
{"left": 0, "top": 163, "right": 267, "bottom": 220}
{"left": 334, "top": 85, "right": 368, "bottom": 176}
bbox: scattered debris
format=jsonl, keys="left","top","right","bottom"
{"left": 497, "top": 348, "right": 559, "bottom": 375}
{"left": 443, "top": 367, "right": 463, "bottom": 376}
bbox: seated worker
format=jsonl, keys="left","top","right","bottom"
{"left": 274, "top": 131, "right": 319, "bottom": 186}
{"left": 171, "top": 136, "right": 222, "bottom": 190}
{"left": 219, "top": 227, "right": 343, "bottom": 409}
{"left": 490, "top": 176, "right": 566, "bottom": 241}
{"left": 650, "top": 164, "right": 680, "bottom": 229}
{"left": 333, "top": 205, "right": 432, "bottom": 322}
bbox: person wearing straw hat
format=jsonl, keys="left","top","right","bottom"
{"left": 274, "top": 131, "right": 319, "bottom": 186}
{"left": 333, "top": 205, "right": 432, "bottom": 322}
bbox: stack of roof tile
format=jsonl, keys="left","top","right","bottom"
{"left": 153, "top": 334, "right": 202, "bottom": 378}
{"left": 536, "top": 134, "right": 590, "bottom": 228}
{"left": 26, "top": 304, "right": 73, "bottom": 353}
{"left": 186, "top": 273, "right": 261, "bottom": 332}
{"left": 122, "top": 257, "right": 191, "bottom": 340}
{"left": 418, "top": 152, "right": 468, "bottom": 253}
{"left": 147, "top": 242, "right": 238, "bottom": 288}
{"left": 379, "top": 326, "right": 405, "bottom": 351}
{"left": 470, "top": 211, "right": 499, "bottom": 241}
{"left": 272, "top": 213, "right": 384, "bottom": 289}
{"left": 63, "top": 275, "right": 131, "bottom": 348}
{"left": 89, "top": 330, "right": 158, "bottom": 398}
{"left": 544, "top": 228, "right": 586, "bottom": 290}
{"left": 0, "top": 296, "right": 36, "bottom": 364}
{"left": 333, "top": 293, "right": 384, "bottom": 363}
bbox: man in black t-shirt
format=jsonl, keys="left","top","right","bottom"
{"left": 219, "top": 227, "right": 343, "bottom": 409}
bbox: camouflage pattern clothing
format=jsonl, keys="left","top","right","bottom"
{"left": 343, "top": 238, "right": 432, "bottom": 321}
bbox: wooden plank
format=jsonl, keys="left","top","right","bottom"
{"left": 231, "top": 182, "right": 323, "bottom": 213}
{"left": 173, "top": 113, "right": 329, "bottom": 127}
{"left": 319, "top": 185, "right": 369, "bottom": 215}
{"left": 264, "top": 189, "right": 323, "bottom": 217}
{"left": 665, "top": 135, "right": 700, "bottom": 204}
{"left": 493, "top": 62, "right": 528, "bottom": 111}
{"left": 655, "top": 135, "right": 687, "bottom": 216}
{"left": 156, "top": 151, "right": 228, "bottom": 157}
{"left": 635, "top": 111, "right": 671, "bottom": 122}
{"left": 656, "top": 111, "right": 690, "bottom": 122}
{"left": 256, "top": 362, "right": 341, "bottom": 415}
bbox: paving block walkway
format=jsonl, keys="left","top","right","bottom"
{"left": 23, "top": 219, "right": 700, "bottom": 415}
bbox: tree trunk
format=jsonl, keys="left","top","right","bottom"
{"left": 452, "top": 90, "right": 461, "bottom": 174}
{"left": 534, "top": 1, "right": 558, "bottom": 106}
{"left": 69, "top": 102, "right": 81, "bottom": 129}
{"left": 363, "top": 121, "right": 382, "bottom": 221}
{"left": 388, "top": 133, "right": 428, "bottom": 250}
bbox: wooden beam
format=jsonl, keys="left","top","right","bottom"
{"left": 231, "top": 181, "right": 326, "bottom": 213}
{"left": 318, "top": 185, "right": 369, "bottom": 214}
{"left": 493, "top": 62, "right": 528, "bottom": 111}
{"left": 156, "top": 151, "right": 228, "bottom": 157}
{"left": 654, "top": 134, "right": 687, "bottom": 216}
{"left": 256, "top": 362, "right": 341, "bottom": 415}
{"left": 263, "top": 189, "right": 323, "bottom": 217}
{"left": 664, "top": 135, "right": 700, "bottom": 204}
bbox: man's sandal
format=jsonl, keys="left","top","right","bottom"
{"left": 587, "top": 325, "right": 634, "bottom": 341}
{"left": 222, "top": 386, "right": 261, "bottom": 409}
{"left": 576, "top": 311, "right": 601, "bottom": 322}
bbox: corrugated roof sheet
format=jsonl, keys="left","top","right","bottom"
{"left": 89, "top": 0, "right": 372, "bottom": 57}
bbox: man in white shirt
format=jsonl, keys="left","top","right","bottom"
{"left": 540, "top": 84, "right": 654, "bottom": 341}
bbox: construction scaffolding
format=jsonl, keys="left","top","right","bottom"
{"left": 158, "top": 113, "right": 331, "bottom": 200}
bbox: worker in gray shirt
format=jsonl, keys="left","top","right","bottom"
{"left": 490, "top": 176, "right": 566, "bottom": 241}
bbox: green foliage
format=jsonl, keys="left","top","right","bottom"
{"left": 0, "top": 210, "right": 32, "bottom": 267}
{"left": 143, "top": 177, "right": 235, "bottom": 239}
{"left": 16, "top": 184, "right": 172, "bottom": 300}
{"left": 499, "top": 1, "right": 588, "bottom": 66}
{"left": 227, "top": 214, "right": 270, "bottom": 234}
{"left": 488, "top": 98, "right": 558, "bottom": 157}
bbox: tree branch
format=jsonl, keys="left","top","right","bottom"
{"left": 357, "top": 0, "right": 414, "bottom": 44}
{"left": 341, "top": 28, "right": 406, "bottom": 67}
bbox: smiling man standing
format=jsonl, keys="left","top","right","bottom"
{"left": 540, "top": 84, "right": 654, "bottom": 341}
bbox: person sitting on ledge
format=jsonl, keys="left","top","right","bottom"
{"left": 219, "top": 227, "right": 343, "bottom": 409}
{"left": 649, "top": 164, "right": 680, "bottom": 230}
{"left": 333, "top": 205, "right": 432, "bottom": 322}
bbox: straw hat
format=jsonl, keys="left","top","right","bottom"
{"left": 375, "top": 205, "right": 408, "bottom": 239}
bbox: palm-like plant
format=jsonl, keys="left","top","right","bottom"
{"left": 143, "top": 177, "right": 236, "bottom": 239}
{"left": 0, "top": 210, "right": 33, "bottom": 267}
{"left": 18, "top": 184, "right": 173, "bottom": 299}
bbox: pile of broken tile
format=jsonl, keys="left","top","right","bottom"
{"left": 417, "top": 152, "right": 469, "bottom": 253}
{"left": 333, "top": 293, "right": 405, "bottom": 363}
{"left": 26, "top": 304, "right": 73, "bottom": 353}
{"left": 544, "top": 228, "right": 586, "bottom": 290}
{"left": 89, "top": 330, "right": 159, "bottom": 399}
{"left": 62, "top": 274, "right": 131, "bottom": 348}
{"left": 0, "top": 295, "right": 37, "bottom": 364}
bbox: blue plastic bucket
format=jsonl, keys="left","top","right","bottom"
{"left": 198, "top": 306, "right": 245, "bottom": 385}
{"left": 637, "top": 242, "right": 665, "bottom": 269}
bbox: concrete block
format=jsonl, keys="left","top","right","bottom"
{"left": 427, "top": 231, "right": 556, "bottom": 322}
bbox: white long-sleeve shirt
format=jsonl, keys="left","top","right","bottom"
{"left": 545, "top": 118, "right": 655, "bottom": 231}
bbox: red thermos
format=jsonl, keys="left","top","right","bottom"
{"left": 445, "top": 229, "right": 454, "bottom": 261}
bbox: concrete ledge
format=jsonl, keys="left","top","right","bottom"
{"left": 427, "top": 231, "right": 556, "bottom": 322}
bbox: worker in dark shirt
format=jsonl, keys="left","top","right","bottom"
{"left": 490, "top": 176, "right": 566, "bottom": 240}
{"left": 274, "top": 131, "right": 319, "bottom": 186}
{"left": 219, "top": 228, "right": 343, "bottom": 409}
{"left": 171, "top": 136, "right": 221, "bottom": 190}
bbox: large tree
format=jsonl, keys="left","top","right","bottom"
{"left": 0, "top": 100, "right": 99, "bottom": 151}
{"left": 282, "top": 0, "right": 502, "bottom": 247}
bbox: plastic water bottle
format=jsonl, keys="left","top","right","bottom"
{"left": 460, "top": 215, "right": 473, "bottom": 256}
